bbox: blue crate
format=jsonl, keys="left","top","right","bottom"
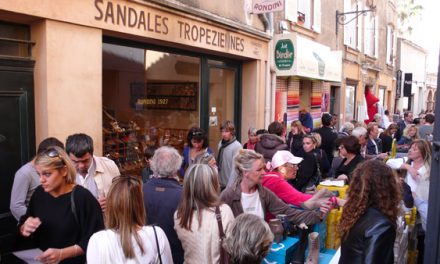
{"left": 318, "top": 249, "right": 337, "bottom": 264}
{"left": 263, "top": 236, "right": 300, "bottom": 264}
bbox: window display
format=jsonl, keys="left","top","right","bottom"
{"left": 102, "top": 43, "right": 200, "bottom": 174}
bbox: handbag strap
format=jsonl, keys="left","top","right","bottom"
{"left": 152, "top": 226, "right": 163, "bottom": 264}
{"left": 70, "top": 185, "right": 79, "bottom": 224}
{"left": 215, "top": 206, "right": 226, "bottom": 239}
{"left": 312, "top": 151, "right": 321, "bottom": 174}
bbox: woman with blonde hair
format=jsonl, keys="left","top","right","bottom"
{"left": 292, "top": 133, "right": 330, "bottom": 192}
{"left": 174, "top": 164, "right": 234, "bottom": 263}
{"left": 87, "top": 175, "right": 172, "bottom": 263}
{"left": 397, "top": 124, "right": 420, "bottom": 152}
{"left": 224, "top": 214, "right": 274, "bottom": 264}
{"left": 286, "top": 120, "right": 306, "bottom": 156}
{"left": 19, "top": 146, "right": 104, "bottom": 264}
{"left": 339, "top": 160, "right": 401, "bottom": 263}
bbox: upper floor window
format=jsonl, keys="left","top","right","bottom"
{"left": 386, "top": 25, "right": 395, "bottom": 65}
{"left": 343, "top": 0, "right": 360, "bottom": 49}
{"left": 285, "top": 0, "right": 321, "bottom": 33}
{"left": 364, "top": 10, "right": 378, "bottom": 57}
{"left": 0, "top": 21, "right": 32, "bottom": 58}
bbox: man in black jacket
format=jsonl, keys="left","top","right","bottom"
{"left": 313, "top": 113, "right": 338, "bottom": 165}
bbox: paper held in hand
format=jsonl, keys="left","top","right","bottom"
{"left": 319, "top": 179, "right": 345, "bottom": 187}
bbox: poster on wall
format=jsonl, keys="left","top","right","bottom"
{"left": 275, "top": 90, "right": 287, "bottom": 123}
{"left": 130, "top": 82, "right": 198, "bottom": 111}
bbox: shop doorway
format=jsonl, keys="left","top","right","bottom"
{"left": 204, "top": 60, "right": 240, "bottom": 154}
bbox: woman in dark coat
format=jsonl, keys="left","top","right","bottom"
{"left": 332, "top": 136, "right": 364, "bottom": 184}
{"left": 291, "top": 133, "right": 329, "bottom": 192}
{"left": 338, "top": 160, "right": 400, "bottom": 264}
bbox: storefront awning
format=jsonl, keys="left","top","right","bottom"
{"left": 274, "top": 33, "right": 342, "bottom": 82}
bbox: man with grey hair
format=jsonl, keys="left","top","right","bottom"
{"left": 143, "top": 146, "right": 184, "bottom": 264}
{"left": 352, "top": 126, "right": 368, "bottom": 158}
{"left": 338, "top": 122, "right": 355, "bottom": 138}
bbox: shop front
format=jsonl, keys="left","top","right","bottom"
{"left": 0, "top": 0, "right": 269, "bottom": 177}
{"left": 273, "top": 33, "right": 341, "bottom": 130}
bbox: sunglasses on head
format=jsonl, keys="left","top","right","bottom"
{"left": 44, "top": 148, "right": 65, "bottom": 165}
{"left": 192, "top": 131, "right": 203, "bottom": 136}
{"left": 112, "top": 174, "right": 142, "bottom": 185}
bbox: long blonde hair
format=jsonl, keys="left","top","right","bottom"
{"left": 176, "top": 164, "right": 221, "bottom": 230}
{"left": 106, "top": 175, "right": 146, "bottom": 259}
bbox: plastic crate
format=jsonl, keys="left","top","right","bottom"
{"left": 263, "top": 236, "right": 300, "bottom": 264}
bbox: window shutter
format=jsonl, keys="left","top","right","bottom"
{"left": 374, "top": 16, "right": 379, "bottom": 57}
{"left": 285, "top": 0, "right": 298, "bottom": 22}
{"left": 364, "top": 12, "right": 371, "bottom": 55}
{"left": 313, "top": 0, "right": 321, "bottom": 33}
{"left": 357, "top": 1, "right": 363, "bottom": 50}
{"left": 386, "top": 25, "right": 391, "bottom": 64}
{"left": 343, "top": 0, "right": 351, "bottom": 45}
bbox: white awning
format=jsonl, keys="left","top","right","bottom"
{"left": 274, "top": 33, "right": 342, "bottom": 82}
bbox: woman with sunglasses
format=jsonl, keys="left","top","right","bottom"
{"left": 87, "top": 175, "right": 173, "bottom": 263}
{"left": 174, "top": 163, "right": 234, "bottom": 263}
{"left": 179, "top": 127, "right": 215, "bottom": 177}
{"left": 19, "top": 146, "right": 104, "bottom": 264}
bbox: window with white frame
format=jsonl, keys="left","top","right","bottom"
{"left": 343, "top": 0, "right": 359, "bottom": 49}
{"left": 286, "top": 0, "right": 321, "bottom": 32}
{"left": 386, "top": 25, "right": 395, "bottom": 65}
{"left": 364, "top": 9, "right": 378, "bottom": 57}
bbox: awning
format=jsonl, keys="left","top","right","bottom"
{"left": 274, "top": 33, "right": 342, "bottom": 82}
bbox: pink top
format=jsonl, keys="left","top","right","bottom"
{"left": 262, "top": 171, "right": 312, "bottom": 207}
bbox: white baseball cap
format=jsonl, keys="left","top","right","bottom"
{"left": 270, "top": 150, "right": 303, "bottom": 170}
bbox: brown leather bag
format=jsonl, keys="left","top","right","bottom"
{"left": 215, "top": 206, "right": 231, "bottom": 264}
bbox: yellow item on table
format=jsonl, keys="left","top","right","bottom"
{"left": 317, "top": 184, "right": 349, "bottom": 199}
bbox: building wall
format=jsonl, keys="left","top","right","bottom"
{"left": 153, "top": 0, "right": 265, "bottom": 31}
{"left": 398, "top": 39, "right": 427, "bottom": 114}
{"left": 32, "top": 20, "right": 103, "bottom": 154}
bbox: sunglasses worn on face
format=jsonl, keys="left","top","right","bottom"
{"left": 192, "top": 131, "right": 203, "bottom": 136}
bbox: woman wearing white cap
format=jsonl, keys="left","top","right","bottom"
{"left": 262, "top": 150, "right": 344, "bottom": 211}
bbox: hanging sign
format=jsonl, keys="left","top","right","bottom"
{"left": 252, "top": 0, "right": 284, "bottom": 14}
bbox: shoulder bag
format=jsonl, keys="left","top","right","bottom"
{"left": 152, "top": 226, "right": 163, "bottom": 264}
{"left": 215, "top": 206, "right": 231, "bottom": 264}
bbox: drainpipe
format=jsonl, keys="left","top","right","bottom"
{"left": 259, "top": 13, "right": 275, "bottom": 128}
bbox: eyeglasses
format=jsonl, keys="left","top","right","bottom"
{"left": 283, "top": 163, "right": 297, "bottom": 168}
{"left": 338, "top": 145, "right": 345, "bottom": 150}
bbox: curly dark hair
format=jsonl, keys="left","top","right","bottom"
{"left": 339, "top": 159, "right": 401, "bottom": 241}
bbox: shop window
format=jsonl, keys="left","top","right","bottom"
{"left": 102, "top": 43, "right": 200, "bottom": 174}
{"left": 0, "top": 21, "right": 32, "bottom": 58}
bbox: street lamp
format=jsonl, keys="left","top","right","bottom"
{"left": 335, "top": 7, "right": 376, "bottom": 35}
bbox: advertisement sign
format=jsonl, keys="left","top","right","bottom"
{"left": 274, "top": 39, "right": 294, "bottom": 71}
{"left": 273, "top": 33, "right": 342, "bottom": 82}
{"left": 252, "top": 0, "right": 284, "bottom": 14}
{"left": 403, "top": 73, "right": 412, "bottom": 97}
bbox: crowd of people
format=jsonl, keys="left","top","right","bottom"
{"left": 7, "top": 108, "right": 434, "bottom": 263}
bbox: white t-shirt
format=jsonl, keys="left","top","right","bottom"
{"left": 241, "top": 190, "right": 264, "bottom": 219}
{"left": 87, "top": 226, "right": 173, "bottom": 264}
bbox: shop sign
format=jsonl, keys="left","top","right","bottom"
{"left": 274, "top": 33, "right": 341, "bottom": 82}
{"left": 403, "top": 73, "right": 412, "bottom": 97}
{"left": 274, "top": 39, "right": 294, "bottom": 70}
{"left": 252, "top": 0, "right": 284, "bottom": 14}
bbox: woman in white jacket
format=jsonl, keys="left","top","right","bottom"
{"left": 174, "top": 164, "right": 234, "bottom": 263}
{"left": 386, "top": 139, "right": 432, "bottom": 230}
{"left": 87, "top": 175, "right": 173, "bottom": 263}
